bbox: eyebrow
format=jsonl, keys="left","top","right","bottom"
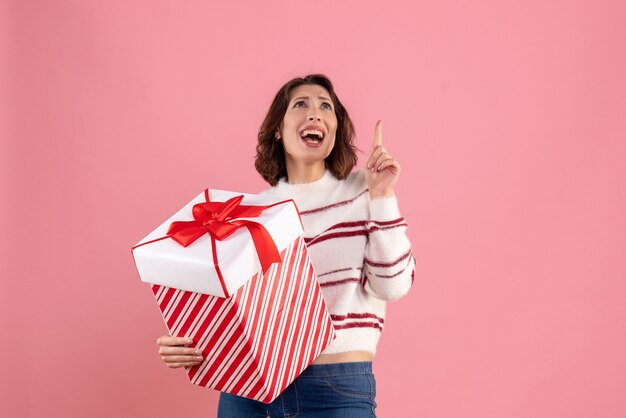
{"left": 291, "top": 96, "right": 333, "bottom": 103}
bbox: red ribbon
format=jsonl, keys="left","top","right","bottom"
{"left": 165, "top": 192, "right": 282, "bottom": 296}
{"left": 131, "top": 190, "right": 301, "bottom": 298}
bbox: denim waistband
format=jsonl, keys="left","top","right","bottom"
{"left": 298, "top": 361, "right": 373, "bottom": 378}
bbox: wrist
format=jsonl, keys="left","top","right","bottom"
{"left": 369, "top": 189, "right": 394, "bottom": 199}
{"left": 368, "top": 193, "right": 401, "bottom": 220}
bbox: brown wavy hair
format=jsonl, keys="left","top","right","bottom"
{"left": 255, "top": 74, "right": 358, "bottom": 186}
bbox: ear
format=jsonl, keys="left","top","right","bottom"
{"left": 275, "top": 130, "right": 281, "bottom": 140}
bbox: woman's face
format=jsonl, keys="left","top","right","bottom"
{"left": 278, "top": 84, "right": 338, "bottom": 168}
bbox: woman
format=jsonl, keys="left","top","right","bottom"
{"left": 156, "top": 74, "right": 415, "bottom": 417}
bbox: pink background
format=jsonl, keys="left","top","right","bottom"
{"left": 2, "top": 1, "right": 625, "bottom": 417}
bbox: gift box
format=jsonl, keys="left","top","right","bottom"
{"left": 131, "top": 189, "right": 336, "bottom": 403}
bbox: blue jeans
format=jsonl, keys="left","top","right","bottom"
{"left": 217, "top": 361, "right": 377, "bottom": 417}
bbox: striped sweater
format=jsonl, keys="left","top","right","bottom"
{"left": 261, "top": 168, "right": 415, "bottom": 356}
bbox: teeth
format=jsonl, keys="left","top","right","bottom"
{"left": 300, "top": 129, "right": 324, "bottom": 139}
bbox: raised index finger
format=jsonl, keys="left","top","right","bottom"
{"left": 373, "top": 119, "right": 383, "bottom": 147}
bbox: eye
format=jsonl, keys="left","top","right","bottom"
{"left": 321, "top": 102, "right": 333, "bottom": 110}
{"left": 294, "top": 100, "right": 306, "bottom": 108}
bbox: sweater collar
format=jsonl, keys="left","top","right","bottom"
{"left": 271, "top": 169, "right": 338, "bottom": 198}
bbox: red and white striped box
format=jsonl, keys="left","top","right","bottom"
{"left": 132, "top": 189, "right": 336, "bottom": 402}
{"left": 152, "top": 235, "right": 335, "bottom": 403}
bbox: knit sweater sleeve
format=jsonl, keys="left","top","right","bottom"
{"left": 363, "top": 194, "right": 415, "bottom": 301}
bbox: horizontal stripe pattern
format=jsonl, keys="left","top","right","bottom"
{"left": 330, "top": 312, "right": 385, "bottom": 332}
{"left": 331, "top": 312, "right": 385, "bottom": 324}
{"left": 303, "top": 217, "right": 407, "bottom": 248}
{"left": 317, "top": 267, "right": 362, "bottom": 278}
{"left": 319, "top": 277, "right": 361, "bottom": 288}
{"left": 266, "top": 170, "right": 415, "bottom": 355}
{"left": 304, "top": 218, "right": 412, "bottom": 291}
{"left": 371, "top": 254, "right": 415, "bottom": 279}
{"left": 151, "top": 236, "right": 335, "bottom": 403}
{"left": 368, "top": 223, "right": 408, "bottom": 233}
{"left": 365, "top": 249, "right": 412, "bottom": 268}
{"left": 334, "top": 322, "right": 383, "bottom": 331}
{"left": 316, "top": 266, "right": 363, "bottom": 289}
{"left": 310, "top": 218, "right": 406, "bottom": 232}
{"left": 305, "top": 230, "right": 367, "bottom": 247}
{"left": 299, "top": 189, "right": 368, "bottom": 216}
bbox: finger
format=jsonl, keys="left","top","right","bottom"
{"left": 365, "top": 139, "right": 380, "bottom": 168}
{"left": 161, "top": 354, "right": 204, "bottom": 363}
{"left": 377, "top": 158, "right": 400, "bottom": 173}
{"left": 159, "top": 345, "right": 203, "bottom": 356}
{"left": 370, "top": 149, "right": 390, "bottom": 171}
{"left": 165, "top": 361, "right": 203, "bottom": 369}
{"left": 367, "top": 146, "right": 387, "bottom": 169}
{"left": 156, "top": 336, "right": 193, "bottom": 347}
{"left": 366, "top": 120, "right": 383, "bottom": 168}
{"left": 366, "top": 145, "right": 380, "bottom": 169}
{"left": 373, "top": 120, "right": 383, "bottom": 147}
{"left": 374, "top": 155, "right": 392, "bottom": 170}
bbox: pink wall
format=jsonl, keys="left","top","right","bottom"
{"left": 3, "top": 1, "right": 625, "bottom": 417}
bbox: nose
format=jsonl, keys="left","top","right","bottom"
{"left": 307, "top": 111, "right": 321, "bottom": 121}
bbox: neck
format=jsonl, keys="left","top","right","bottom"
{"left": 285, "top": 160, "right": 326, "bottom": 184}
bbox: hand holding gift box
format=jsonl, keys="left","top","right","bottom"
{"left": 131, "top": 188, "right": 336, "bottom": 403}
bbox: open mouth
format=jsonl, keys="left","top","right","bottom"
{"left": 299, "top": 128, "right": 325, "bottom": 145}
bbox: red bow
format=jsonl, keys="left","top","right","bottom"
{"left": 166, "top": 194, "right": 281, "bottom": 278}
